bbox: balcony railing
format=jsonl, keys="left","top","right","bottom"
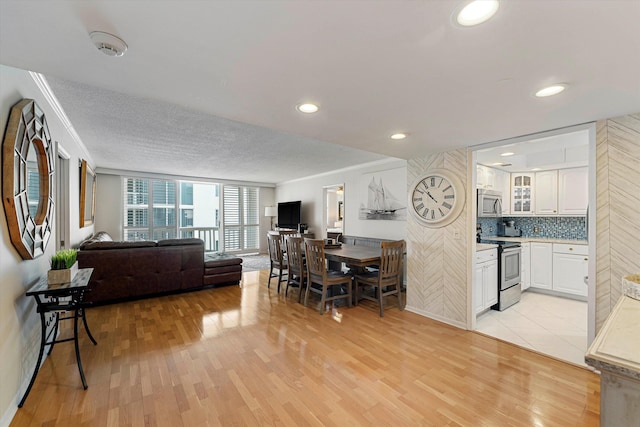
{"left": 180, "top": 227, "right": 219, "bottom": 252}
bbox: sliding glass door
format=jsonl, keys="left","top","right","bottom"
{"left": 123, "top": 177, "right": 258, "bottom": 253}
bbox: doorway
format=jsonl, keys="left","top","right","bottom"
{"left": 322, "top": 184, "right": 344, "bottom": 239}
{"left": 471, "top": 123, "right": 596, "bottom": 367}
{"left": 55, "top": 144, "right": 70, "bottom": 250}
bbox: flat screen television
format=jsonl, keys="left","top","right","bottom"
{"left": 277, "top": 201, "right": 301, "bottom": 229}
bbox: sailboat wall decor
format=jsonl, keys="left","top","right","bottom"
{"left": 358, "top": 169, "right": 407, "bottom": 221}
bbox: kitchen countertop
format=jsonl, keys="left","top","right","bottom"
{"left": 585, "top": 295, "right": 640, "bottom": 380}
{"left": 484, "top": 236, "right": 588, "bottom": 245}
{"left": 476, "top": 243, "right": 498, "bottom": 251}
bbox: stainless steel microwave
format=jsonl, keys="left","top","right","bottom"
{"left": 477, "top": 189, "right": 502, "bottom": 217}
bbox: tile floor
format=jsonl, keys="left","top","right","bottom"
{"left": 476, "top": 291, "right": 588, "bottom": 367}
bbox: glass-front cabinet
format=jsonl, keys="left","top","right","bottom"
{"left": 511, "top": 173, "right": 534, "bottom": 215}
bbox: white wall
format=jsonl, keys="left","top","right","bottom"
{"left": 276, "top": 159, "right": 407, "bottom": 240}
{"left": 0, "top": 65, "right": 94, "bottom": 426}
{"left": 94, "top": 173, "right": 122, "bottom": 238}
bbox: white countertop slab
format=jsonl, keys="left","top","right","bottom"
{"left": 484, "top": 236, "right": 588, "bottom": 245}
{"left": 585, "top": 295, "right": 640, "bottom": 380}
{"left": 476, "top": 243, "right": 498, "bottom": 251}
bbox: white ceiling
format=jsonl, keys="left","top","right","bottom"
{"left": 1, "top": 1, "right": 639, "bottom": 184}
{"left": 476, "top": 129, "right": 589, "bottom": 172}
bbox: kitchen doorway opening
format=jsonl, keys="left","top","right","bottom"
{"left": 469, "top": 122, "right": 596, "bottom": 367}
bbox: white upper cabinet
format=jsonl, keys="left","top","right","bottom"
{"left": 477, "top": 165, "right": 497, "bottom": 189}
{"left": 478, "top": 165, "right": 511, "bottom": 214}
{"left": 535, "top": 170, "right": 559, "bottom": 215}
{"left": 511, "top": 173, "right": 535, "bottom": 215}
{"left": 507, "top": 167, "right": 588, "bottom": 216}
{"left": 558, "top": 167, "right": 588, "bottom": 215}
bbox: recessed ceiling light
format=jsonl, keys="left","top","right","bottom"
{"left": 535, "top": 84, "right": 567, "bottom": 97}
{"left": 296, "top": 103, "right": 319, "bottom": 113}
{"left": 531, "top": 167, "right": 542, "bottom": 171}
{"left": 500, "top": 152, "right": 515, "bottom": 157}
{"left": 491, "top": 162, "right": 506, "bottom": 166}
{"left": 390, "top": 133, "right": 407, "bottom": 140}
{"left": 89, "top": 31, "right": 128, "bottom": 57}
{"left": 456, "top": 0, "right": 500, "bottom": 26}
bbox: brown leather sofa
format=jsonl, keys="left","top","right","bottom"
{"left": 77, "top": 232, "right": 205, "bottom": 305}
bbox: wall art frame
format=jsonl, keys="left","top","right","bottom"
{"left": 2, "top": 99, "right": 55, "bottom": 259}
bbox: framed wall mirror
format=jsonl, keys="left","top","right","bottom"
{"left": 79, "top": 159, "right": 95, "bottom": 228}
{"left": 2, "top": 99, "right": 55, "bottom": 259}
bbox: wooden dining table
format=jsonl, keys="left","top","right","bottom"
{"left": 324, "top": 244, "right": 381, "bottom": 270}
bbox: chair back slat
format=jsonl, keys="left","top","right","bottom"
{"left": 267, "top": 233, "right": 284, "bottom": 264}
{"left": 379, "top": 240, "right": 405, "bottom": 280}
{"left": 304, "top": 239, "right": 326, "bottom": 280}
{"left": 285, "top": 236, "right": 304, "bottom": 277}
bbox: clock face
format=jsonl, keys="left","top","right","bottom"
{"left": 409, "top": 170, "right": 465, "bottom": 227}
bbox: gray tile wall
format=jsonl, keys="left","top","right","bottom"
{"left": 477, "top": 216, "right": 587, "bottom": 240}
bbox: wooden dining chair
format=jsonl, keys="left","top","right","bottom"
{"left": 304, "top": 239, "right": 352, "bottom": 314}
{"left": 285, "top": 236, "right": 306, "bottom": 302}
{"left": 267, "top": 233, "right": 288, "bottom": 292}
{"left": 354, "top": 240, "right": 405, "bottom": 317}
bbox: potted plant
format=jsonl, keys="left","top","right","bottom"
{"left": 48, "top": 249, "right": 79, "bottom": 285}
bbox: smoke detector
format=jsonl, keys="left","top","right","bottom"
{"left": 89, "top": 31, "right": 128, "bottom": 57}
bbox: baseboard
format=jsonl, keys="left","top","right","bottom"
{"left": 0, "top": 401, "right": 18, "bottom": 427}
{"left": 404, "top": 305, "right": 468, "bottom": 330}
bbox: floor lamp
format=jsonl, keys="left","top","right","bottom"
{"left": 265, "top": 206, "right": 277, "bottom": 230}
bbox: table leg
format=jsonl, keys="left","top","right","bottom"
{"left": 74, "top": 309, "right": 88, "bottom": 390}
{"left": 47, "top": 311, "right": 59, "bottom": 355}
{"left": 81, "top": 307, "right": 97, "bottom": 345}
{"left": 18, "top": 310, "right": 48, "bottom": 408}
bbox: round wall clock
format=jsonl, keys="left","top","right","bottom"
{"left": 409, "top": 169, "right": 465, "bottom": 228}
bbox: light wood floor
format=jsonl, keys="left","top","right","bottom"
{"left": 11, "top": 270, "right": 600, "bottom": 426}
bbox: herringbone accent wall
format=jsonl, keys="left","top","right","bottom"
{"left": 595, "top": 113, "right": 640, "bottom": 332}
{"left": 406, "top": 149, "right": 469, "bottom": 328}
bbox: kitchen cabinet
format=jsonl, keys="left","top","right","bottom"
{"left": 477, "top": 165, "right": 497, "bottom": 189}
{"left": 508, "top": 167, "right": 588, "bottom": 216}
{"left": 521, "top": 242, "right": 531, "bottom": 291}
{"left": 552, "top": 243, "right": 588, "bottom": 297}
{"left": 493, "top": 168, "right": 511, "bottom": 215}
{"left": 511, "top": 173, "right": 534, "bottom": 215}
{"left": 558, "top": 167, "right": 588, "bottom": 215}
{"left": 477, "top": 165, "right": 511, "bottom": 214}
{"left": 535, "top": 170, "right": 558, "bottom": 215}
{"left": 474, "top": 249, "right": 498, "bottom": 314}
{"left": 530, "top": 242, "right": 553, "bottom": 290}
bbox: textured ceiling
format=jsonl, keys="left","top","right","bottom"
{"left": 44, "top": 77, "right": 388, "bottom": 183}
{"left": 1, "top": 1, "right": 639, "bottom": 184}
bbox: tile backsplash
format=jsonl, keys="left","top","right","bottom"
{"left": 477, "top": 216, "right": 587, "bottom": 241}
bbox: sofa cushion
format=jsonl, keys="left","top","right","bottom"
{"left": 204, "top": 253, "right": 243, "bottom": 268}
{"left": 82, "top": 240, "right": 157, "bottom": 250}
{"left": 157, "top": 238, "right": 204, "bottom": 247}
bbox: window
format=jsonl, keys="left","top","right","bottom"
{"left": 124, "top": 178, "right": 150, "bottom": 241}
{"left": 123, "top": 178, "right": 176, "bottom": 240}
{"left": 123, "top": 177, "right": 249, "bottom": 253}
{"left": 223, "top": 185, "right": 259, "bottom": 252}
{"left": 179, "top": 182, "right": 220, "bottom": 251}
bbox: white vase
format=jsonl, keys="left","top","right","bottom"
{"left": 47, "top": 261, "right": 79, "bottom": 285}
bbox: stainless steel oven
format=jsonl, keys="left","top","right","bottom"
{"left": 477, "top": 189, "right": 503, "bottom": 217}
{"left": 481, "top": 239, "right": 521, "bottom": 311}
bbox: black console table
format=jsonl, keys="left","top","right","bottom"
{"left": 19, "top": 268, "right": 97, "bottom": 408}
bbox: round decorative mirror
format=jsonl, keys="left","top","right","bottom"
{"left": 2, "top": 99, "right": 55, "bottom": 259}
{"left": 26, "top": 139, "right": 42, "bottom": 218}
